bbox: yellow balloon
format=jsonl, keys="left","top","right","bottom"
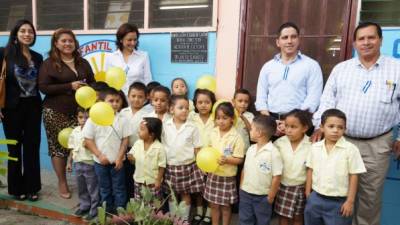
{"left": 196, "top": 75, "right": 216, "bottom": 93}
{"left": 95, "top": 71, "right": 106, "bottom": 82}
{"left": 105, "top": 67, "right": 126, "bottom": 90}
{"left": 75, "top": 86, "right": 97, "bottom": 109}
{"left": 211, "top": 99, "right": 238, "bottom": 125}
{"left": 196, "top": 147, "right": 221, "bottom": 173}
{"left": 89, "top": 102, "right": 115, "bottom": 126}
{"left": 58, "top": 127, "right": 73, "bottom": 149}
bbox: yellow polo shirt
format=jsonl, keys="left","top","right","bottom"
{"left": 274, "top": 135, "right": 311, "bottom": 186}
{"left": 189, "top": 112, "right": 215, "bottom": 147}
{"left": 68, "top": 126, "right": 94, "bottom": 164}
{"left": 209, "top": 127, "right": 245, "bottom": 177}
{"left": 128, "top": 139, "right": 166, "bottom": 184}
{"left": 241, "top": 142, "right": 283, "bottom": 195}
{"left": 306, "top": 137, "right": 366, "bottom": 197}
{"left": 235, "top": 111, "right": 254, "bottom": 151}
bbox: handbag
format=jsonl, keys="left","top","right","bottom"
{"left": 0, "top": 59, "right": 6, "bottom": 108}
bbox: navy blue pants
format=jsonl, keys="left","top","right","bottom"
{"left": 239, "top": 190, "right": 272, "bottom": 225}
{"left": 304, "top": 192, "right": 352, "bottom": 225}
{"left": 94, "top": 162, "right": 127, "bottom": 213}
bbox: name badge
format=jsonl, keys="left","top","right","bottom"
{"left": 223, "top": 146, "right": 232, "bottom": 156}
{"left": 259, "top": 162, "right": 271, "bottom": 172}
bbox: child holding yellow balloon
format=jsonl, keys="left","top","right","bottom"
{"left": 190, "top": 88, "right": 216, "bottom": 225}
{"left": 83, "top": 87, "right": 132, "bottom": 214}
{"left": 204, "top": 102, "right": 245, "bottom": 225}
{"left": 162, "top": 95, "right": 205, "bottom": 222}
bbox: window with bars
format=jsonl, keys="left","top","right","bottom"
{"left": 0, "top": 0, "right": 32, "bottom": 31}
{"left": 0, "top": 0, "right": 215, "bottom": 32}
{"left": 360, "top": 0, "right": 400, "bottom": 26}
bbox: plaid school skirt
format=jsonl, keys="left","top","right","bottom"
{"left": 164, "top": 162, "right": 205, "bottom": 194}
{"left": 274, "top": 184, "right": 306, "bottom": 218}
{"left": 204, "top": 174, "right": 238, "bottom": 206}
{"left": 134, "top": 182, "right": 162, "bottom": 201}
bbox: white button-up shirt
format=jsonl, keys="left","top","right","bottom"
{"left": 83, "top": 113, "right": 132, "bottom": 164}
{"left": 162, "top": 118, "right": 202, "bottom": 165}
{"left": 105, "top": 49, "right": 152, "bottom": 95}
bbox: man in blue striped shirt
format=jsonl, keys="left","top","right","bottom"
{"left": 312, "top": 22, "right": 400, "bottom": 225}
{"left": 255, "top": 22, "right": 323, "bottom": 125}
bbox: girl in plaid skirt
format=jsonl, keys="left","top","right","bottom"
{"left": 162, "top": 95, "right": 205, "bottom": 221}
{"left": 273, "top": 109, "right": 313, "bottom": 225}
{"left": 127, "top": 117, "right": 166, "bottom": 202}
{"left": 204, "top": 102, "right": 245, "bottom": 225}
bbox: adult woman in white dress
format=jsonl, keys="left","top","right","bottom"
{"left": 106, "top": 23, "right": 152, "bottom": 95}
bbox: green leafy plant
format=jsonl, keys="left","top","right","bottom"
{"left": 92, "top": 183, "right": 189, "bottom": 225}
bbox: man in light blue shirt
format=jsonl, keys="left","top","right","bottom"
{"left": 255, "top": 22, "right": 323, "bottom": 119}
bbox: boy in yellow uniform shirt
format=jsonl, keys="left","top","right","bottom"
{"left": 239, "top": 115, "right": 282, "bottom": 225}
{"left": 305, "top": 109, "right": 366, "bottom": 225}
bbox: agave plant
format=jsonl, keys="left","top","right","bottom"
{"left": 93, "top": 182, "right": 189, "bottom": 225}
{"left": 0, "top": 139, "right": 18, "bottom": 177}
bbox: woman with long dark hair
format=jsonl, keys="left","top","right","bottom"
{"left": 39, "top": 28, "right": 95, "bottom": 199}
{"left": 0, "top": 19, "right": 43, "bottom": 201}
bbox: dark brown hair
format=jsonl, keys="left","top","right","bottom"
{"left": 116, "top": 23, "right": 140, "bottom": 51}
{"left": 48, "top": 28, "right": 83, "bottom": 72}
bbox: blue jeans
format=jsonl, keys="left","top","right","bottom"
{"left": 94, "top": 162, "right": 127, "bottom": 213}
{"left": 239, "top": 190, "right": 272, "bottom": 225}
{"left": 304, "top": 191, "right": 352, "bottom": 225}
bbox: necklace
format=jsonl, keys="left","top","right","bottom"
{"left": 62, "top": 58, "right": 75, "bottom": 63}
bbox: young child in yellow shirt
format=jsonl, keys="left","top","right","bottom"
{"left": 127, "top": 117, "right": 166, "bottom": 201}
{"left": 305, "top": 109, "right": 366, "bottom": 225}
{"left": 204, "top": 102, "right": 245, "bottom": 225}
{"left": 274, "top": 109, "right": 313, "bottom": 225}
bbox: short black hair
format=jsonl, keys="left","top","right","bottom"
{"left": 142, "top": 117, "right": 163, "bottom": 142}
{"left": 170, "top": 94, "right": 189, "bottom": 106}
{"left": 152, "top": 85, "right": 171, "bottom": 97}
{"left": 285, "top": 109, "right": 312, "bottom": 129}
{"left": 215, "top": 102, "right": 235, "bottom": 119}
{"left": 353, "top": 22, "right": 382, "bottom": 40}
{"left": 193, "top": 88, "right": 216, "bottom": 113}
{"left": 147, "top": 81, "right": 161, "bottom": 95}
{"left": 76, "top": 107, "right": 86, "bottom": 115}
{"left": 128, "top": 82, "right": 147, "bottom": 95}
{"left": 90, "top": 81, "right": 109, "bottom": 92}
{"left": 118, "top": 90, "right": 128, "bottom": 110}
{"left": 98, "top": 87, "right": 119, "bottom": 101}
{"left": 277, "top": 22, "right": 300, "bottom": 37}
{"left": 233, "top": 88, "right": 251, "bottom": 100}
{"left": 252, "top": 115, "right": 277, "bottom": 139}
{"left": 321, "top": 108, "right": 347, "bottom": 125}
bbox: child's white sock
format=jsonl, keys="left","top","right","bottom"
{"left": 205, "top": 207, "right": 211, "bottom": 217}
{"left": 169, "top": 201, "right": 176, "bottom": 216}
{"left": 196, "top": 206, "right": 203, "bottom": 216}
{"left": 182, "top": 204, "right": 191, "bottom": 221}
